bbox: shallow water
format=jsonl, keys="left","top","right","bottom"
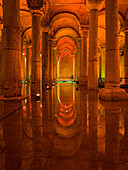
{"left": 0, "top": 83, "right": 128, "bottom": 170}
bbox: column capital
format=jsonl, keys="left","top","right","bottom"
{"left": 80, "top": 25, "right": 89, "bottom": 36}
{"left": 48, "top": 39, "right": 53, "bottom": 46}
{"left": 31, "top": 9, "right": 42, "bottom": 16}
{"left": 86, "top": 0, "right": 104, "bottom": 12}
{"left": 26, "top": 0, "right": 43, "bottom": 10}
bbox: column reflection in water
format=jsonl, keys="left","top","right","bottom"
{"left": 22, "top": 83, "right": 32, "bottom": 170}
{"left": 2, "top": 101, "right": 22, "bottom": 170}
{"left": 88, "top": 90, "right": 99, "bottom": 169}
{"left": 105, "top": 107, "right": 120, "bottom": 169}
{"left": 119, "top": 107, "right": 128, "bottom": 169}
{"left": 100, "top": 100, "right": 128, "bottom": 170}
{"left": 31, "top": 97, "right": 43, "bottom": 169}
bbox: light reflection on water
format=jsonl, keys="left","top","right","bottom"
{"left": 0, "top": 83, "right": 128, "bottom": 169}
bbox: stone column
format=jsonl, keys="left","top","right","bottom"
{"left": 42, "top": 28, "right": 49, "bottom": 88}
{"left": 80, "top": 25, "right": 89, "bottom": 86}
{"left": 31, "top": 10, "right": 42, "bottom": 96}
{"left": 124, "top": 20, "right": 128, "bottom": 86}
{"left": 76, "top": 39, "right": 81, "bottom": 82}
{"left": 48, "top": 38, "right": 53, "bottom": 87}
{"left": 75, "top": 52, "right": 78, "bottom": 81}
{"left": 86, "top": 0, "right": 103, "bottom": 89}
{"left": 53, "top": 43, "right": 57, "bottom": 82}
{"left": 25, "top": 43, "right": 31, "bottom": 81}
{"left": 73, "top": 55, "right": 75, "bottom": 80}
{"left": 99, "top": 0, "right": 128, "bottom": 100}
{"left": 0, "top": 44, "right": 1, "bottom": 89}
{"left": 101, "top": 46, "right": 106, "bottom": 80}
{"left": 2, "top": 0, "right": 21, "bottom": 97}
{"left": 57, "top": 55, "right": 60, "bottom": 80}
{"left": 21, "top": 43, "right": 24, "bottom": 81}
{"left": 53, "top": 50, "right": 57, "bottom": 81}
{"left": 99, "top": 53, "right": 102, "bottom": 80}
{"left": 88, "top": 9, "right": 98, "bottom": 89}
{"left": 105, "top": 0, "right": 119, "bottom": 88}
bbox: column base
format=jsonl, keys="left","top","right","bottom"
{"left": 99, "top": 88, "right": 128, "bottom": 101}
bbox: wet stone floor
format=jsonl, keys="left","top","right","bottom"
{"left": 0, "top": 83, "right": 128, "bottom": 170}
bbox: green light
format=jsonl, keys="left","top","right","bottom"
{"left": 57, "top": 81, "right": 75, "bottom": 83}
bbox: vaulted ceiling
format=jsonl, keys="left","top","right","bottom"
{"left": 0, "top": 0, "right": 128, "bottom": 58}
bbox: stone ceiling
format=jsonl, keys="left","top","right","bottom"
{"left": 0, "top": 0, "right": 128, "bottom": 56}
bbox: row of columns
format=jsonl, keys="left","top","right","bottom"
{"left": 1, "top": 0, "right": 128, "bottom": 100}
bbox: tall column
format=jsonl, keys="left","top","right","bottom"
{"left": 80, "top": 25, "right": 89, "bottom": 86}
{"left": 21, "top": 43, "right": 24, "bottom": 81}
{"left": 105, "top": 0, "right": 119, "bottom": 88}
{"left": 88, "top": 9, "right": 98, "bottom": 89}
{"left": 31, "top": 10, "right": 42, "bottom": 96}
{"left": 73, "top": 55, "right": 75, "bottom": 80}
{"left": 57, "top": 56, "right": 60, "bottom": 80}
{"left": 2, "top": 0, "right": 21, "bottom": 97}
{"left": 99, "top": 53, "right": 102, "bottom": 80}
{"left": 53, "top": 49, "right": 57, "bottom": 82}
{"left": 48, "top": 38, "right": 53, "bottom": 87}
{"left": 75, "top": 52, "right": 78, "bottom": 81}
{"left": 86, "top": 0, "right": 103, "bottom": 89}
{"left": 42, "top": 29, "right": 49, "bottom": 88}
{"left": 0, "top": 44, "right": 1, "bottom": 91}
{"left": 101, "top": 46, "right": 106, "bottom": 79}
{"left": 124, "top": 20, "right": 128, "bottom": 86}
{"left": 99, "top": 0, "right": 128, "bottom": 100}
{"left": 76, "top": 39, "right": 81, "bottom": 82}
{"left": 25, "top": 43, "right": 31, "bottom": 81}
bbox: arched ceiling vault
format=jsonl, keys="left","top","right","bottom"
{"left": 0, "top": 0, "right": 128, "bottom": 51}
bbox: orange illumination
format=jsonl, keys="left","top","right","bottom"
{"left": 59, "top": 110, "right": 74, "bottom": 118}
{"left": 57, "top": 113, "right": 76, "bottom": 126}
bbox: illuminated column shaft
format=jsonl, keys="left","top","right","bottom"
{"left": 0, "top": 45, "right": 1, "bottom": 88}
{"left": 99, "top": 53, "right": 102, "bottom": 80}
{"left": 101, "top": 47, "right": 106, "bottom": 79}
{"left": 77, "top": 39, "right": 81, "bottom": 82}
{"left": 75, "top": 53, "right": 78, "bottom": 81}
{"left": 76, "top": 42, "right": 80, "bottom": 82}
{"left": 53, "top": 49, "right": 57, "bottom": 81}
{"left": 88, "top": 9, "right": 98, "bottom": 89}
{"left": 48, "top": 39, "right": 53, "bottom": 86}
{"left": 105, "top": 0, "right": 119, "bottom": 88}
{"left": 57, "top": 57, "right": 60, "bottom": 79}
{"left": 42, "top": 31, "right": 48, "bottom": 87}
{"left": 80, "top": 26, "right": 88, "bottom": 86}
{"left": 25, "top": 44, "right": 31, "bottom": 81}
{"left": 124, "top": 20, "right": 128, "bottom": 85}
{"left": 73, "top": 55, "right": 75, "bottom": 79}
{"left": 2, "top": 0, "right": 21, "bottom": 97}
{"left": 31, "top": 11, "right": 41, "bottom": 96}
{"left": 21, "top": 43, "right": 24, "bottom": 80}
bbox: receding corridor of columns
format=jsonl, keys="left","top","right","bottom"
{"left": 1, "top": 0, "right": 128, "bottom": 169}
